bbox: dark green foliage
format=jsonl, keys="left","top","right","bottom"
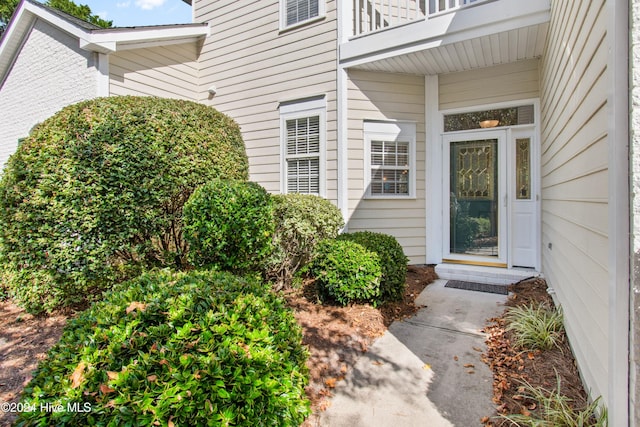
{"left": 0, "top": 0, "right": 19, "bottom": 35}
{"left": 266, "top": 194, "right": 344, "bottom": 289}
{"left": 183, "top": 180, "right": 274, "bottom": 273}
{"left": 0, "top": 96, "right": 248, "bottom": 313}
{"left": 338, "top": 231, "right": 408, "bottom": 303}
{"left": 1, "top": 0, "right": 110, "bottom": 38}
{"left": 46, "top": 0, "right": 112, "bottom": 28}
{"left": 16, "top": 269, "right": 310, "bottom": 427}
{"left": 306, "top": 239, "right": 382, "bottom": 305}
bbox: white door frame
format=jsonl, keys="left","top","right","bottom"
{"left": 441, "top": 126, "right": 540, "bottom": 269}
{"left": 443, "top": 129, "right": 508, "bottom": 267}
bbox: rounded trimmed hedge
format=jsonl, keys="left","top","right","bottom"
{"left": 337, "top": 231, "right": 408, "bottom": 303}
{"left": 183, "top": 180, "right": 274, "bottom": 273}
{"left": 306, "top": 239, "right": 381, "bottom": 305}
{"left": 16, "top": 269, "right": 310, "bottom": 426}
{"left": 0, "top": 96, "right": 248, "bottom": 313}
{"left": 267, "top": 194, "right": 344, "bottom": 289}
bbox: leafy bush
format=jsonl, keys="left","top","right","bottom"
{"left": 183, "top": 180, "right": 274, "bottom": 273}
{"left": 337, "top": 231, "right": 408, "bottom": 303}
{"left": 0, "top": 96, "right": 248, "bottom": 313}
{"left": 306, "top": 239, "right": 381, "bottom": 305}
{"left": 16, "top": 269, "right": 310, "bottom": 427}
{"left": 266, "top": 194, "right": 344, "bottom": 289}
{"left": 505, "top": 304, "right": 564, "bottom": 351}
{"left": 502, "top": 377, "right": 607, "bottom": 426}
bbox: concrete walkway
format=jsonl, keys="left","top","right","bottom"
{"left": 318, "top": 279, "right": 507, "bottom": 427}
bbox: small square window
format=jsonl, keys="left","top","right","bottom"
{"left": 365, "top": 121, "right": 416, "bottom": 198}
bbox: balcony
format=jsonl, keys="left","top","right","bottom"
{"left": 343, "top": 0, "right": 551, "bottom": 75}
{"left": 353, "top": 0, "right": 492, "bottom": 37}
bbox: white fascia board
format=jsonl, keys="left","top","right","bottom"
{"left": 340, "top": 0, "right": 550, "bottom": 67}
{"left": 80, "top": 24, "right": 210, "bottom": 54}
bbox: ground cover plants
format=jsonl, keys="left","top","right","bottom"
{"left": 14, "top": 270, "right": 310, "bottom": 427}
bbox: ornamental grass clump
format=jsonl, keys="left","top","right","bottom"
{"left": 16, "top": 269, "right": 310, "bottom": 427}
{"left": 505, "top": 304, "right": 564, "bottom": 351}
{"left": 502, "top": 376, "right": 607, "bottom": 427}
{"left": 0, "top": 96, "right": 248, "bottom": 313}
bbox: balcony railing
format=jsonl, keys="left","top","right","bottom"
{"left": 352, "top": 0, "right": 489, "bottom": 37}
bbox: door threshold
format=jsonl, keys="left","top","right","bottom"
{"left": 441, "top": 258, "right": 507, "bottom": 268}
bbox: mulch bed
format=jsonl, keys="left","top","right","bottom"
{"left": 481, "top": 277, "right": 590, "bottom": 426}
{"left": 0, "top": 304, "right": 68, "bottom": 427}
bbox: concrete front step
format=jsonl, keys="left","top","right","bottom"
{"left": 435, "top": 263, "right": 540, "bottom": 286}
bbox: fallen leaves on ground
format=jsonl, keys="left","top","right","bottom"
{"left": 481, "top": 278, "right": 591, "bottom": 426}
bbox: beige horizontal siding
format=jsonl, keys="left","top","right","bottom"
{"left": 346, "top": 69, "right": 426, "bottom": 264}
{"left": 109, "top": 43, "right": 199, "bottom": 100}
{"left": 439, "top": 59, "right": 540, "bottom": 110}
{"left": 540, "top": 0, "right": 608, "bottom": 405}
{"left": 194, "top": 0, "right": 338, "bottom": 200}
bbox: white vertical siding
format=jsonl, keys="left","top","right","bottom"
{"left": 0, "top": 19, "right": 98, "bottom": 169}
{"left": 109, "top": 43, "right": 199, "bottom": 100}
{"left": 346, "top": 69, "right": 426, "bottom": 263}
{"left": 193, "top": 0, "right": 338, "bottom": 199}
{"left": 540, "top": 0, "right": 609, "bottom": 405}
{"left": 631, "top": 1, "right": 640, "bottom": 422}
{"left": 438, "top": 59, "right": 540, "bottom": 111}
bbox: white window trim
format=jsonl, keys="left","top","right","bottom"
{"left": 364, "top": 121, "right": 416, "bottom": 199}
{"left": 279, "top": 0, "right": 326, "bottom": 31}
{"left": 280, "top": 97, "right": 326, "bottom": 197}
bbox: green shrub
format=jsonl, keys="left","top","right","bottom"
{"left": 183, "top": 180, "right": 274, "bottom": 273}
{"left": 337, "top": 231, "right": 408, "bottom": 303}
{"left": 0, "top": 96, "right": 248, "bottom": 313}
{"left": 505, "top": 304, "right": 564, "bottom": 351}
{"left": 306, "top": 239, "right": 381, "bottom": 305}
{"left": 16, "top": 269, "right": 310, "bottom": 427}
{"left": 266, "top": 194, "right": 344, "bottom": 289}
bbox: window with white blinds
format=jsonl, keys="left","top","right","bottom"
{"left": 280, "top": 98, "right": 325, "bottom": 196}
{"left": 370, "top": 140, "right": 410, "bottom": 195}
{"left": 281, "top": 0, "right": 323, "bottom": 29}
{"left": 365, "top": 121, "right": 416, "bottom": 198}
{"left": 286, "top": 116, "right": 320, "bottom": 194}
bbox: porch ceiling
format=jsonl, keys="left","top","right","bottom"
{"left": 347, "top": 22, "right": 548, "bottom": 76}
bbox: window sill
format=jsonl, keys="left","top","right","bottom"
{"left": 279, "top": 15, "right": 326, "bottom": 34}
{"left": 364, "top": 194, "right": 417, "bottom": 200}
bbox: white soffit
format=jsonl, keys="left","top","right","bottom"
{"left": 341, "top": 0, "right": 550, "bottom": 75}
{"left": 350, "top": 22, "right": 549, "bottom": 75}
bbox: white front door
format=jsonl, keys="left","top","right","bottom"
{"left": 443, "top": 128, "right": 538, "bottom": 268}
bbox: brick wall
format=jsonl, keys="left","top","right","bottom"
{"left": 0, "top": 18, "right": 98, "bottom": 169}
